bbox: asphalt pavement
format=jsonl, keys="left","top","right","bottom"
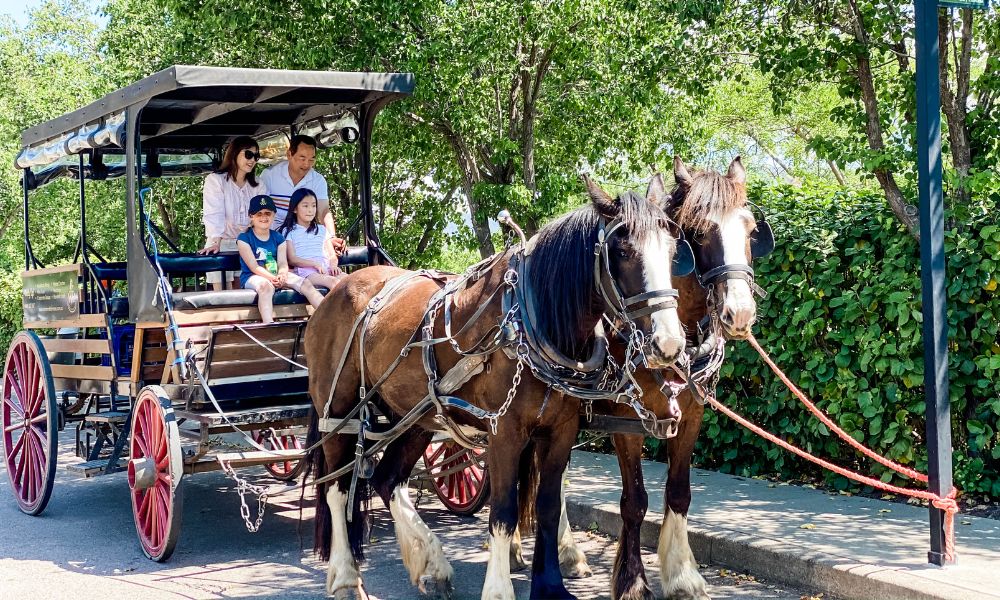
{"left": 0, "top": 438, "right": 830, "bottom": 599}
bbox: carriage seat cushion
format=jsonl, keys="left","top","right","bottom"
{"left": 91, "top": 262, "right": 128, "bottom": 281}
{"left": 108, "top": 297, "right": 130, "bottom": 319}
{"left": 338, "top": 246, "right": 369, "bottom": 268}
{"left": 156, "top": 252, "right": 242, "bottom": 274}
{"left": 173, "top": 287, "right": 331, "bottom": 310}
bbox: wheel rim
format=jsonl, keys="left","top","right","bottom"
{"left": 424, "top": 442, "right": 488, "bottom": 514}
{"left": 256, "top": 429, "right": 303, "bottom": 480}
{"left": 129, "top": 388, "right": 179, "bottom": 560}
{"left": 2, "top": 332, "right": 57, "bottom": 515}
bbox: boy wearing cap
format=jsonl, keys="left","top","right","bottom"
{"left": 237, "top": 195, "right": 325, "bottom": 324}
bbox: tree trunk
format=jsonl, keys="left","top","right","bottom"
{"left": 452, "top": 136, "right": 495, "bottom": 259}
{"left": 938, "top": 8, "right": 973, "bottom": 205}
{"left": 748, "top": 131, "right": 800, "bottom": 185}
{"left": 847, "top": 0, "right": 920, "bottom": 239}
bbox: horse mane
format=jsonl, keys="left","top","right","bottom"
{"left": 672, "top": 170, "right": 747, "bottom": 234}
{"left": 527, "top": 191, "right": 666, "bottom": 357}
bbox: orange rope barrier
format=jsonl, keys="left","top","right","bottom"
{"left": 710, "top": 334, "right": 959, "bottom": 562}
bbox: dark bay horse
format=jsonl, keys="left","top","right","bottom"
{"left": 553, "top": 156, "right": 774, "bottom": 600}
{"left": 304, "top": 181, "right": 688, "bottom": 599}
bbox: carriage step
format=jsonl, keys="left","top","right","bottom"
{"left": 84, "top": 411, "right": 129, "bottom": 424}
{"left": 215, "top": 449, "right": 304, "bottom": 467}
{"left": 67, "top": 458, "right": 128, "bottom": 477}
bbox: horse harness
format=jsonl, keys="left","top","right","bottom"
{"left": 311, "top": 215, "right": 684, "bottom": 502}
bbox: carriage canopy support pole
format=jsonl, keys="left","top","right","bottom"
{"left": 22, "top": 168, "right": 30, "bottom": 271}
{"left": 914, "top": 0, "right": 954, "bottom": 566}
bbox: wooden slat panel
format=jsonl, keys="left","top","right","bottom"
{"left": 212, "top": 324, "right": 302, "bottom": 345}
{"left": 141, "top": 346, "right": 169, "bottom": 363}
{"left": 23, "top": 313, "right": 107, "bottom": 329}
{"left": 51, "top": 364, "right": 115, "bottom": 381}
{"left": 170, "top": 304, "right": 313, "bottom": 326}
{"left": 40, "top": 338, "right": 111, "bottom": 354}
{"left": 143, "top": 365, "right": 165, "bottom": 381}
{"left": 209, "top": 340, "right": 296, "bottom": 363}
{"left": 21, "top": 264, "right": 82, "bottom": 277}
{"left": 207, "top": 357, "right": 298, "bottom": 380}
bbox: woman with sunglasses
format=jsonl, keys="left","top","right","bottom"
{"left": 199, "top": 136, "right": 266, "bottom": 290}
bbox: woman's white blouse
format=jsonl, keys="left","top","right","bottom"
{"left": 202, "top": 172, "right": 266, "bottom": 242}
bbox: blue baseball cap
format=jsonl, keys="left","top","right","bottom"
{"left": 249, "top": 194, "right": 276, "bottom": 215}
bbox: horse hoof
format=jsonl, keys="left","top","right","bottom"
{"left": 663, "top": 591, "right": 710, "bottom": 600}
{"left": 419, "top": 575, "right": 454, "bottom": 599}
{"left": 332, "top": 585, "right": 368, "bottom": 600}
{"left": 560, "top": 558, "right": 593, "bottom": 579}
{"left": 510, "top": 550, "right": 529, "bottom": 572}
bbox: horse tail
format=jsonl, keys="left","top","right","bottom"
{"left": 517, "top": 440, "right": 539, "bottom": 533}
{"left": 297, "top": 407, "right": 320, "bottom": 548}
{"left": 348, "top": 466, "right": 370, "bottom": 563}
{"left": 301, "top": 408, "right": 334, "bottom": 561}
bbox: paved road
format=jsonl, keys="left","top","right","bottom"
{"left": 0, "top": 441, "right": 830, "bottom": 599}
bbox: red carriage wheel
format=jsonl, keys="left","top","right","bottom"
{"left": 128, "top": 385, "right": 183, "bottom": 561}
{"left": 2, "top": 331, "right": 58, "bottom": 516}
{"left": 253, "top": 428, "right": 305, "bottom": 481}
{"left": 423, "top": 441, "right": 489, "bottom": 516}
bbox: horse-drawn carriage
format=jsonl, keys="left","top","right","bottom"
{"left": 5, "top": 64, "right": 776, "bottom": 600}
{"left": 2, "top": 65, "right": 488, "bottom": 560}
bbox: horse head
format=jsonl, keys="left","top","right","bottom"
{"left": 581, "top": 176, "right": 686, "bottom": 368}
{"left": 664, "top": 155, "right": 773, "bottom": 340}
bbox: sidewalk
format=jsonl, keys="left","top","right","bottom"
{"left": 564, "top": 450, "right": 1000, "bottom": 600}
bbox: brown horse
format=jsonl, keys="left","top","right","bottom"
{"left": 550, "top": 156, "right": 773, "bottom": 600}
{"left": 304, "top": 180, "right": 688, "bottom": 600}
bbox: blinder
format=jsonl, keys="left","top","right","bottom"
{"left": 673, "top": 238, "right": 695, "bottom": 277}
{"left": 748, "top": 202, "right": 775, "bottom": 258}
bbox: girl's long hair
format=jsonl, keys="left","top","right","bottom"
{"left": 278, "top": 187, "right": 320, "bottom": 236}
{"left": 215, "top": 136, "right": 260, "bottom": 186}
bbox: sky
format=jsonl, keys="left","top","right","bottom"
{"left": 0, "top": 0, "right": 45, "bottom": 24}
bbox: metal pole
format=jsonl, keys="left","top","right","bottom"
{"left": 79, "top": 152, "right": 87, "bottom": 258}
{"left": 22, "top": 169, "right": 30, "bottom": 271}
{"left": 914, "top": 0, "right": 954, "bottom": 566}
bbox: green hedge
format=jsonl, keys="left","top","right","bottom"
{"left": 693, "top": 184, "right": 1000, "bottom": 497}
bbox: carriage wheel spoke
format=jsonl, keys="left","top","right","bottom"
{"left": 426, "top": 443, "right": 446, "bottom": 467}
{"left": 4, "top": 374, "right": 25, "bottom": 418}
{"left": 11, "top": 434, "right": 27, "bottom": 486}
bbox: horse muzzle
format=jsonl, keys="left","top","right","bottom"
{"left": 645, "top": 332, "right": 686, "bottom": 369}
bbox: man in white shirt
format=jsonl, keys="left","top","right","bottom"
{"left": 260, "top": 134, "right": 346, "bottom": 253}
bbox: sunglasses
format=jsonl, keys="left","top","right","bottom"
{"left": 243, "top": 149, "right": 261, "bottom": 161}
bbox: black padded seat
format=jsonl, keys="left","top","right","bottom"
{"left": 91, "top": 262, "right": 128, "bottom": 281}
{"left": 156, "top": 252, "right": 241, "bottom": 274}
{"left": 338, "top": 246, "right": 369, "bottom": 267}
{"left": 172, "top": 287, "right": 330, "bottom": 310}
{"left": 108, "top": 297, "right": 130, "bottom": 318}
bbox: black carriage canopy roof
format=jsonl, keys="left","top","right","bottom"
{"left": 16, "top": 65, "right": 414, "bottom": 189}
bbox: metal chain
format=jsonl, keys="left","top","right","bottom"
{"left": 488, "top": 339, "right": 529, "bottom": 435}
{"left": 220, "top": 460, "right": 270, "bottom": 533}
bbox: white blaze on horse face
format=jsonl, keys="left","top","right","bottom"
{"left": 389, "top": 484, "right": 453, "bottom": 591}
{"left": 482, "top": 529, "right": 515, "bottom": 600}
{"left": 715, "top": 208, "right": 757, "bottom": 334}
{"left": 642, "top": 230, "right": 685, "bottom": 366}
{"left": 659, "top": 509, "right": 709, "bottom": 600}
{"left": 325, "top": 487, "right": 362, "bottom": 596}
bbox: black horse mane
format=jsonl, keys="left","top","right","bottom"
{"left": 527, "top": 191, "right": 666, "bottom": 357}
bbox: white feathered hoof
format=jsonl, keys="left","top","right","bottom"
{"left": 419, "top": 574, "right": 454, "bottom": 599}
{"left": 661, "top": 575, "right": 710, "bottom": 600}
{"left": 509, "top": 544, "right": 528, "bottom": 572}
{"left": 331, "top": 583, "right": 368, "bottom": 600}
{"left": 559, "top": 545, "right": 593, "bottom": 579}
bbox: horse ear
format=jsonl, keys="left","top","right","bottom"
{"left": 727, "top": 156, "right": 746, "bottom": 185}
{"left": 646, "top": 172, "right": 667, "bottom": 207}
{"left": 673, "top": 155, "right": 693, "bottom": 186}
{"left": 582, "top": 174, "right": 619, "bottom": 219}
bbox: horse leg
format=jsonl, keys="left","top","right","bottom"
{"left": 528, "top": 431, "right": 577, "bottom": 600}
{"left": 509, "top": 526, "right": 528, "bottom": 572}
{"left": 371, "top": 430, "right": 454, "bottom": 598}
{"left": 557, "top": 467, "right": 592, "bottom": 578}
{"left": 321, "top": 438, "right": 369, "bottom": 600}
{"left": 481, "top": 432, "right": 529, "bottom": 600}
{"left": 610, "top": 433, "right": 653, "bottom": 600}
{"left": 659, "top": 397, "right": 709, "bottom": 600}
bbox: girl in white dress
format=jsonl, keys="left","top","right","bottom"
{"left": 198, "top": 136, "right": 266, "bottom": 290}
{"left": 277, "top": 188, "right": 345, "bottom": 291}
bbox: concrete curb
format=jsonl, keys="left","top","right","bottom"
{"left": 564, "top": 497, "right": 978, "bottom": 600}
